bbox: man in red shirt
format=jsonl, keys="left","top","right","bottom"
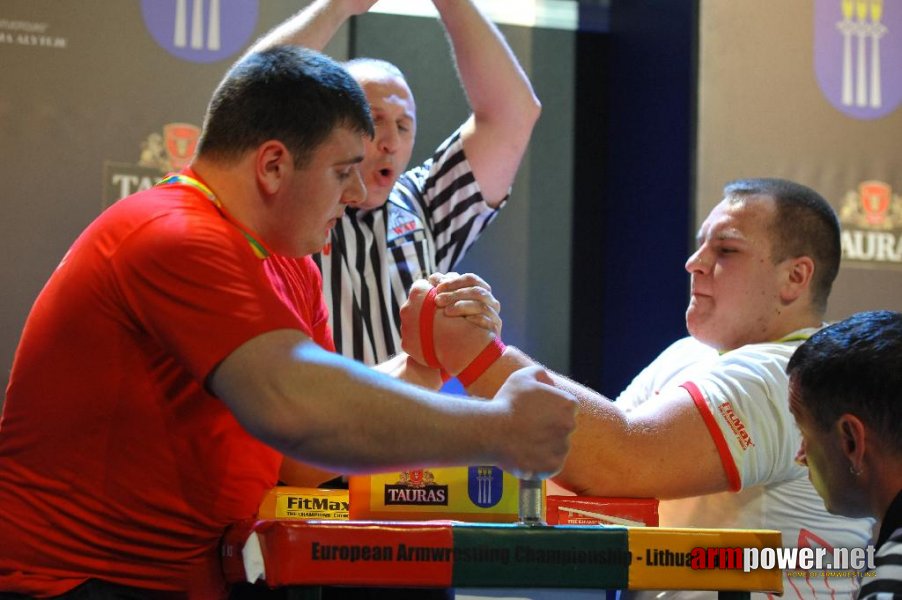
{"left": 0, "top": 45, "right": 576, "bottom": 599}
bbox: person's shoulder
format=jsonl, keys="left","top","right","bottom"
{"left": 266, "top": 254, "right": 326, "bottom": 299}
{"left": 284, "top": 254, "right": 323, "bottom": 281}
{"left": 393, "top": 168, "right": 427, "bottom": 200}
{"left": 668, "top": 335, "right": 710, "bottom": 352}
{"left": 706, "top": 333, "right": 817, "bottom": 391}
{"left": 725, "top": 327, "right": 822, "bottom": 364}
{"left": 421, "top": 127, "right": 468, "bottom": 176}
{"left": 110, "top": 181, "right": 215, "bottom": 222}
{"left": 112, "top": 191, "right": 241, "bottom": 264}
{"left": 660, "top": 336, "right": 715, "bottom": 361}
{"left": 392, "top": 128, "right": 471, "bottom": 203}
{"left": 860, "top": 528, "right": 902, "bottom": 599}
{"left": 628, "top": 336, "right": 715, "bottom": 389}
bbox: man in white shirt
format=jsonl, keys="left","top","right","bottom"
{"left": 404, "top": 178, "right": 876, "bottom": 599}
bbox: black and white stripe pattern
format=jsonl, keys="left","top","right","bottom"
{"left": 859, "top": 515, "right": 902, "bottom": 599}
{"left": 314, "top": 131, "right": 502, "bottom": 365}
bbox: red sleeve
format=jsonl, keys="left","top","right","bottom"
{"left": 681, "top": 381, "right": 742, "bottom": 492}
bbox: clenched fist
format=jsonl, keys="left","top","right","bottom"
{"left": 488, "top": 366, "right": 577, "bottom": 480}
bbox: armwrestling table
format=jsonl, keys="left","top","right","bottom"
{"left": 221, "top": 519, "right": 782, "bottom": 599}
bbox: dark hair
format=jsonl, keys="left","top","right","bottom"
{"left": 787, "top": 310, "right": 902, "bottom": 455}
{"left": 723, "top": 178, "right": 840, "bottom": 315}
{"left": 197, "top": 45, "right": 373, "bottom": 168}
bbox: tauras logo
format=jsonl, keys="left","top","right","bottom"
{"left": 102, "top": 123, "right": 201, "bottom": 208}
{"left": 384, "top": 469, "right": 448, "bottom": 506}
{"left": 384, "top": 485, "right": 449, "bottom": 505}
{"left": 839, "top": 180, "right": 902, "bottom": 265}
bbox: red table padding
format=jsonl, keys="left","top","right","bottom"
{"left": 222, "top": 519, "right": 455, "bottom": 588}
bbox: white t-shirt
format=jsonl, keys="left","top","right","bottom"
{"left": 618, "top": 332, "right": 876, "bottom": 599}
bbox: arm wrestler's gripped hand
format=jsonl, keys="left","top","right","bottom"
{"left": 491, "top": 366, "right": 577, "bottom": 480}
{"left": 400, "top": 278, "right": 496, "bottom": 375}
{"left": 428, "top": 272, "right": 502, "bottom": 337}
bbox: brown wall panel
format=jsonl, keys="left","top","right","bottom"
{"left": 696, "top": 0, "right": 902, "bottom": 321}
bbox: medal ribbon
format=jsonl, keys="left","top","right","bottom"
{"left": 156, "top": 173, "right": 271, "bottom": 259}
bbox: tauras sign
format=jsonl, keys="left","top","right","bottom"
{"left": 838, "top": 180, "right": 902, "bottom": 266}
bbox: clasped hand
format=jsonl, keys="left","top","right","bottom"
{"left": 400, "top": 272, "right": 501, "bottom": 375}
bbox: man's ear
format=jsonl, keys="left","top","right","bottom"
{"left": 255, "top": 140, "right": 291, "bottom": 196}
{"left": 780, "top": 256, "right": 815, "bottom": 304}
{"left": 837, "top": 413, "right": 867, "bottom": 467}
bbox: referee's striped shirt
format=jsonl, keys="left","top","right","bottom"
{"left": 859, "top": 490, "right": 902, "bottom": 600}
{"left": 313, "top": 130, "right": 503, "bottom": 365}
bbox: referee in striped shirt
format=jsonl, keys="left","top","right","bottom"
{"left": 245, "top": 5, "right": 541, "bottom": 596}
{"left": 249, "top": 0, "right": 541, "bottom": 367}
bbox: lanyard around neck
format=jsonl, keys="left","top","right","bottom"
{"left": 718, "top": 329, "right": 816, "bottom": 356}
{"left": 156, "top": 173, "right": 270, "bottom": 259}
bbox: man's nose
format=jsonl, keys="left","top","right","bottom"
{"left": 685, "top": 246, "right": 709, "bottom": 274}
{"left": 343, "top": 168, "right": 366, "bottom": 205}
{"left": 377, "top": 124, "right": 400, "bottom": 154}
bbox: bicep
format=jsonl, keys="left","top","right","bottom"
{"left": 458, "top": 116, "right": 525, "bottom": 207}
{"left": 557, "top": 385, "right": 731, "bottom": 499}
{"left": 623, "top": 386, "right": 732, "bottom": 499}
{"left": 208, "top": 329, "right": 318, "bottom": 451}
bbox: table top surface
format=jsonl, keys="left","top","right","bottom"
{"left": 222, "top": 519, "right": 784, "bottom": 594}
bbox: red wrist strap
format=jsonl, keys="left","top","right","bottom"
{"left": 420, "top": 287, "right": 450, "bottom": 382}
{"left": 457, "top": 337, "right": 506, "bottom": 388}
{"left": 420, "top": 286, "right": 503, "bottom": 385}
{"left": 420, "top": 287, "right": 442, "bottom": 370}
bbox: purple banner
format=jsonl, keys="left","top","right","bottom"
{"left": 141, "top": 0, "right": 258, "bottom": 64}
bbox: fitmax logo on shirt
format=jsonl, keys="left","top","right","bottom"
{"left": 719, "top": 402, "right": 755, "bottom": 450}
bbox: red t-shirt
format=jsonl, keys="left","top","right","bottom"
{"left": 0, "top": 171, "right": 335, "bottom": 598}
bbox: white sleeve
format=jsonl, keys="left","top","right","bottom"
{"left": 614, "top": 336, "right": 715, "bottom": 413}
{"left": 680, "top": 343, "right": 804, "bottom": 491}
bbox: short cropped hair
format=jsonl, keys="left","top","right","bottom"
{"left": 787, "top": 310, "right": 902, "bottom": 455}
{"left": 343, "top": 57, "right": 407, "bottom": 83}
{"left": 197, "top": 45, "right": 373, "bottom": 168}
{"left": 723, "top": 178, "right": 840, "bottom": 315}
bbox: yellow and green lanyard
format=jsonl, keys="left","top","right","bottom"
{"left": 718, "top": 330, "right": 815, "bottom": 356}
{"left": 156, "top": 173, "right": 271, "bottom": 260}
